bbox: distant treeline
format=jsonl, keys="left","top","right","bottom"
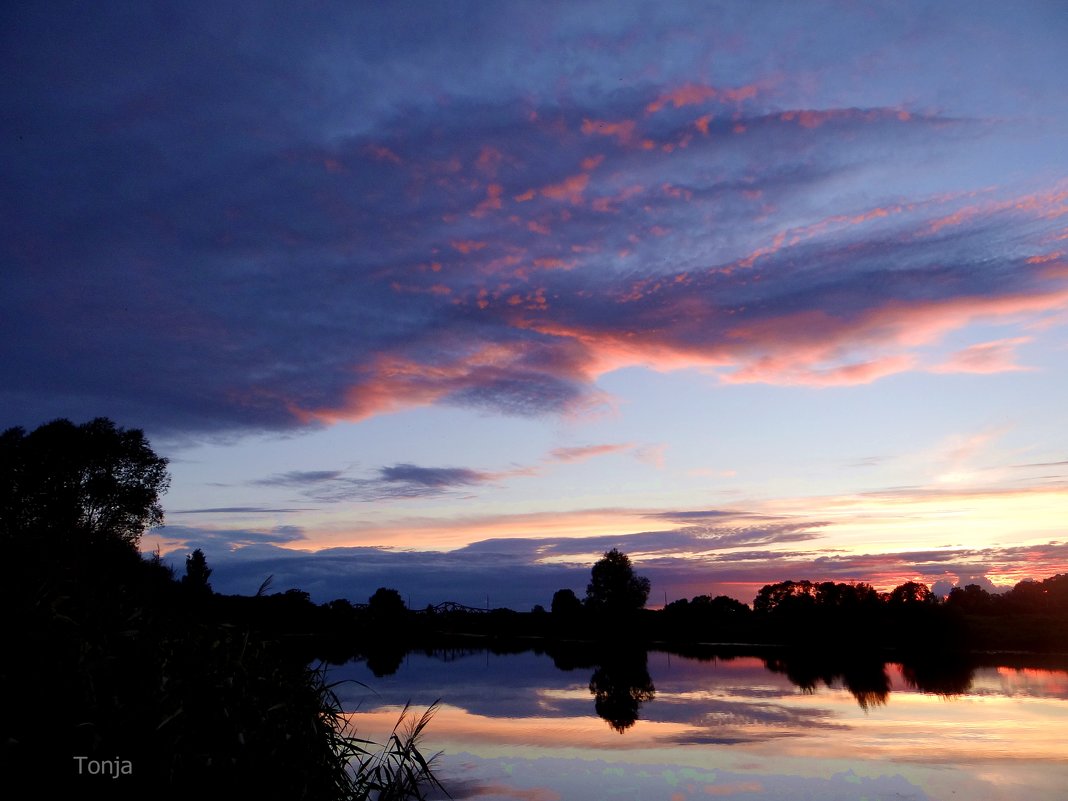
{"left": 207, "top": 556, "right": 1068, "bottom": 668}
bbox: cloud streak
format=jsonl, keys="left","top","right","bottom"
{"left": 252, "top": 462, "right": 500, "bottom": 503}
{"left": 548, "top": 443, "right": 632, "bottom": 463}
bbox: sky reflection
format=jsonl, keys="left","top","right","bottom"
{"left": 334, "top": 649, "right": 1068, "bottom": 801}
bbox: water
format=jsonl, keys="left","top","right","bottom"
{"left": 328, "top": 647, "right": 1068, "bottom": 801}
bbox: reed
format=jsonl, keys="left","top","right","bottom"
{"left": 315, "top": 673, "right": 447, "bottom": 801}
{"left": 148, "top": 632, "right": 448, "bottom": 799}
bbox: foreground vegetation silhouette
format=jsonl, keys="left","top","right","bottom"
{"left": 0, "top": 418, "right": 444, "bottom": 799}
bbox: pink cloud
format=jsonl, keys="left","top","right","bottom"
{"left": 924, "top": 186, "right": 1068, "bottom": 236}
{"left": 930, "top": 337, "right": 1034, "bottom": 374}
{"left": 475, "top": 145, "right": 504, "bottom": 177}
{"left": 518, "top": 284, "right": 1068, "bottom": 390}
{"left": 723, "top": 354, "right": 917, "bottom": 387}
{"left": 290, "top": 339, "right": 596, "bottom": 426}
{"left": 646, "top": 84, "right": 718, "bottom": 113}
{"left": 290, "top": 354, "right": 455, "bottom": 424}
{"left": 712, "top": 289, "right": 1068, "bottom": 385}
{"left": 284, "top": 177, "right": 1068, "bottom": 429}
{"left": 471, "top": 183, "right": 504, "bottom": 218}
{"left": 580, "top": 118, "right": 637, "bottom": 146}
{"left": 634, "top": 443, "right": 667, "bottom": 469}
{"left": 364, "top": 144, "right": 402, "bottom": 164}
{"left": 539, "top": 172, "right": 590, "bottom": 205}
{"left": 1025, "top": 251, "right": 1064, "bottom": 265}
{"left": 591, "top": 184, "right": 645, "bottom": 213}
{"left": 548, "top": 443, "right": 631, "bottom": 463}
{"left": 731, "top": 200, "right": 934, "bottom": 270}
{"left": 451, "top": 239, "right": 488, "bottom": 254}
{"left": 580, "top": 154, "right": 605, "bottom": 171}
{"left": 645, "top": 83, "right": 759, "bottom": 114}
{"left": 323, "top": 158, "right": 346, "bottom": 174}
{"left": 388, "top": 280, "right": 453, "bottom": 297}
{"left": 776, "top": 107, "right": 919, "bottom": 131}
{"left": 532, "top": 257, "right": 575, "bottom": 270}
{"left": 861, "top": 290, "right": 1068, "bottom": 348}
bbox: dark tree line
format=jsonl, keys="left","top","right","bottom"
{"left": 746, "top": 576, "right": 1068, "bottom": 651}
{"left": 353, "top": 545, "right": 1068, "bottom": 653}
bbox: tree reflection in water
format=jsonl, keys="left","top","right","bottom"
{"left": 764, "top": 654, "right": 891, "bottom": 710}
{"left": 900, "top": 655, "right": 974, "bottom": 696}
{"left": 579, "top": 646, "right": 983, "bottom": 727}
{"left": 356, "top": 642, "right": 1008, "bottom": 728}
{"left": 762, "top": 650, "right": 982, "bottom": 710}
{"left": 588, "top": 650, "right": 656, "bottom": 732}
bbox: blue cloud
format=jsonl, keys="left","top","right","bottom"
{"left": 378, "top": 464, "right": 488, "bottom": 487}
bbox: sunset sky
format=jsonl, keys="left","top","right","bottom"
{"left": 4, "top": 1, "right": 1067, "bottom": 608}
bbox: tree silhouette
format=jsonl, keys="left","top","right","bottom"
{"left": 551, "top": 588, "right": 583, "bottom": 616}
{"left": 182, "top": 548, "right": 213, "bottom": 594}
{"left": 693, "top": 594, "right": 751, "bottom": 617}
{"left": 753, "top": 580, "right": 817, "bottom": 616}
{"left": 945, "top": 583, "right": 989, "bottom": 612}
{"left": 889, "top": 581, "right": 936, "bottom": 606}
{"left": 0, "top": 417, "right": 169, "bottom": 552}
{"left": 368, "top": 586, "right": 406, "bottom": 617}
{"left": 585, "top": 549, "right": 650, "bottom": 614}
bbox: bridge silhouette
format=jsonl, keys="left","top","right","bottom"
{"left": 352, "top": 599, "right": 494, "bottom": 613}
{"left": 423, "top": 601, "right": 490, "bottom": 614}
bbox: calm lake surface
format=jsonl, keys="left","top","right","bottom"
{"left": 329, "top": 647, "right": 1068, "bottom": 801}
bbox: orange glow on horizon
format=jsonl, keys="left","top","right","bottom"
{"left": 149, "top": 478, "right": 1068, "bottom": 597}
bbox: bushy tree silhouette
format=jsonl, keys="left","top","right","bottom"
{"left": 368, "top": 586, "right": 407, "bottom": 617}
{"left": 182, "top": 548, "right": 213, "bottom": 594}
{"left": 551, "top": 588, "right": 583, "bottom": 616}
{"left": 753, "top": 580, "right": 818, "bottom": 617}
{"left": 889, "top": 581, "right": 936, "bottom": 606}
{"left": 946, "top": 583, "right": 995, "bottom": 613}
{"left": 585, "top": 548, "right": 650, "bottom": 614}
{"left": 0, "top": 417, "right": 169, "bottom": 553}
